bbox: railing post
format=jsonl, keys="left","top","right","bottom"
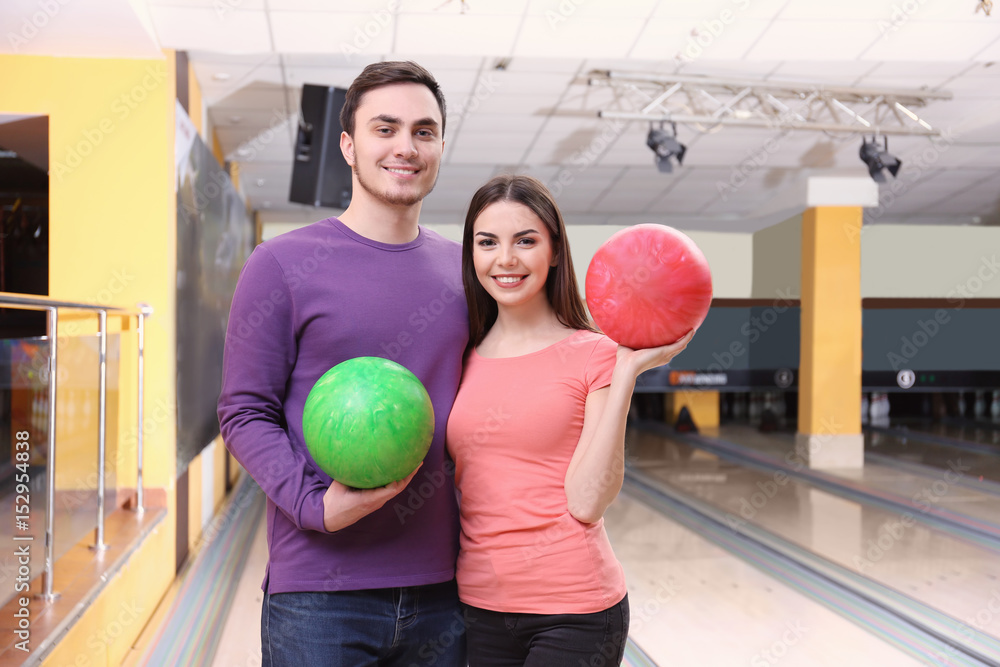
{"left": 39, "top": 307, "right": 60, "bottom": 601}
{"left": 93, "top": 310, "right": 109, "bottom": 551}
{"left": 135, "top": 303, "right": 152, "bottom": 514}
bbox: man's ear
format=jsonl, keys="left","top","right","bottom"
{"left": 340, "top": 131, "right": 355, "bottom": 167}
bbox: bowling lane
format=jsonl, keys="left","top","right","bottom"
{"left": 603, "top": 491, "right": 927, "bottom": 666}
{"left": 626, "top": 426, "right": 1000, "bottom": 642}
{"left": 893, "top": 417, "right": 1000, "bottom": 446}
{"left": 711, "top": 424, "right": 1000, "bottom": 526}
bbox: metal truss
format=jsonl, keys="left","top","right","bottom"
{"left": 588, "top": 70, "right": 952, "bottom": 137}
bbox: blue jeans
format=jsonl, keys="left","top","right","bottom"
{"left": 462, "top": 595, "right": 629, "bottom": 667}
{"left": 261, "top": 580, "right": 467, "bottom": 667}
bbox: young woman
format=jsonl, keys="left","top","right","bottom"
{"left": 447, "top": 175, "right": 694, "bottom": 666}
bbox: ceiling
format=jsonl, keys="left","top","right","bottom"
{"left": 2, "top": 0, "right": 1000, "bottom": 231}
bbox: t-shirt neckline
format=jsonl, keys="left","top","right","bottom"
{"left": 472, "top": 329, "right": 589, "bottom": 361}
{"left": 327, "top": 216, "right": 425, "bottom": 251}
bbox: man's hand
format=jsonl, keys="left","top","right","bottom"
{"left": 322, "top": 465, "right": 421, "bottom": 532}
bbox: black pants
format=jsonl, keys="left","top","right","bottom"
{"left": 462, "top": 595, "right": 629, "bottom": 667}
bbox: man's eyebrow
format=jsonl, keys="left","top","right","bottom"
{"left": 368, "top": 115, "right": 440, "bottom": 129}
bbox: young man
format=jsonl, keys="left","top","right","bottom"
{"left": 218, "top": 61, "right": 468, "bottom": 667}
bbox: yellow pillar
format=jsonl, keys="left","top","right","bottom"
{"left": 796, "top": 206, "right": 864, "bottom": 468}
{"left": 665, "top": 391, "right": 720, "bottom": 429}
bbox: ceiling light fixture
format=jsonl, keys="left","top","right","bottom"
{"left": 646, "top": 121, "right": 686, "bottom": 173}
{"left": 859, "top": 135, "right": 902, "bottom": 183}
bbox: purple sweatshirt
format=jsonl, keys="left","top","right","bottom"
{"left": 218, "top": 217, "right": 469, "bottom": 593}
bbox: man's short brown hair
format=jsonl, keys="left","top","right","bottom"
{"left": 340, "top": 61, "right": 447, "bottom": 138}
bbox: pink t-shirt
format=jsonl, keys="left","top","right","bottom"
{"left": 446, "top": 329, "right": 627, "bottom": 614}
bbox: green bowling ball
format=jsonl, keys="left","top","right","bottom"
{"left": 302, "top": 357, "right": 434, "bottom": 489}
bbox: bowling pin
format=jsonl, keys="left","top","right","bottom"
{"left": 861, "top": 394, "right": 869, "bottom": 424}
{"left": 974, "top": 391, "right": 986, "bottom": 418}
{"left": 990, "top": 390, "right": 1000, "bottom": 420}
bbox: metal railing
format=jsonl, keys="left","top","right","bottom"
{"left": 0, "top": 292, "right": 152, "bottom": 601}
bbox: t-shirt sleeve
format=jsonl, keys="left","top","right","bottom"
{"left": 584, "top": 334, "right": 618, "bottom": 392}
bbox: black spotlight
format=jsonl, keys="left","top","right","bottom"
{"left": 647, "top": 122, "right": 686, "bottom": 173}
{"left": 859, "top": 135, "right": 901, "bottom": 183}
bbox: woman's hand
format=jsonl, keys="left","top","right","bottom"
{"left": 615, "top": 329, "right": 696, "bottom": 379}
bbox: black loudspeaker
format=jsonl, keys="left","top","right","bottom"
{"left": 289, "top": 84, "right": 352, "bottom": 209}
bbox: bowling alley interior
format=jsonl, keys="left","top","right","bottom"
{"left": 2, "top": 1, "right": 1000, "bottom": 665}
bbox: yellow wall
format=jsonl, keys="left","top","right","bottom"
{"left": 0, "top": 51, "right": 179, "bottom": 661}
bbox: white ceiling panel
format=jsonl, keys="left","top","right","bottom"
{"left": 269, "top": 0, "right": 397, "bottom": 10}
{"left": 395, "top": 13, "right": 521, "bottom": 56}
{"left": 446, "top": 136, "right": 531, "bottom": 163}
{"left": 670, "top": 19, "right": 776, "bottom": 62}
{"left": 744, "top": 21, "right": 883, "bottom": 61}
{"left": 628, "top": 18, "right": 704, "bottom": 61}
{"left": 778, "top": 0, "right": 906, "bottom": 21}
{"left": 769, "top": 61, "right": 877, "bottom": 84}
{"left": 651, "top": 0, "right": 790, "bottom": 21}
{"left": 446, "top": 92, "right": 559, "bottom": 117}
{"left": 862, "top": 22, "right": 1000, "bottom": 61}
{"left": 148, "top": 6, "right": 271, "bottom": 52}
{"left": 149, "top": 0, "right": 265, "bottom": 6}
{"left": 269, "top": 11, "right": 395, "bottom": 54}
{"left": 455, "top": 113, "right": 548, "bottom": 134}
{"left": 400, "top": 0, "right": 530, "bottom": 14}
{"left": 974, "top": 36, "right": 1000, "bottom": 61}
{"left": 514, "top": 15, "right": 648, "bottom": 59}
